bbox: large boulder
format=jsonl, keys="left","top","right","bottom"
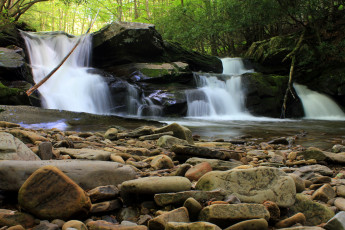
{"left": 92, "top": 22, "right": 222, "bottom": 73}
{"left": 196, "top": 167, "right": 296, "bottom": 207}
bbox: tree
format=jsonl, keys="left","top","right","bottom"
{"left": 0, "top": 0, "right": 48, "bottom": 21}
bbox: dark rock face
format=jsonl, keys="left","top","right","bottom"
{"left": 92, "top": 22, "right": 222, "bottom": 74}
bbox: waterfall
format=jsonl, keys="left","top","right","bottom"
{"left": 186, "top": 58, "right": 253, "bottom": 118}
{"left": 294, "top": 83, "right": 345, "bottom": 120}
{"left": 22, "top": 31, "right": 112, "bottom": 114}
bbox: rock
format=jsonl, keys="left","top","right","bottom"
{"left": 118, "top": 207, "right": 140, "bottom": 222}
{"left": 185, "top": 157, "right": 243, "bottom": 171}
{"left": 117, "top": 126, "right": 155, "bottom": 139}
{"left": 275, "top": 213, "right": 306, "bottom": 228}
{"left": 170, "top": 163, "right": 192, "bottom": 177}
{"left": 199, "top": 204, "right": 270, "bottom": 228}
{"left": 139, "top": 131, "right": 174, "bottom": 141}
{"left": 9, "top": 129, "right": 48, "bottom": 144}
{"left": 157, "top": 135, "right": 189, "bottom": 148}
{"left": 18, "top": 166, "right": 91, "bottom": 220}
{"left": 289, "top": 193, "right": 334, "bottom": 226}
{"left": 289, "top": 174, "right": 305, "bottom": 193}
{"left": 312, "top": 184, "right": 336, "bottom": 202}
{"left": 38, "top": 142, "right": 53, "bottom": 160}
{"left": 56, "top": 148, "right": 111, "bottom": 161}
{"left": 0, "top": 121, "right": 20, "bottom": 128}
{"left": 299, "top": 147, "right": 345, "bottom": 164}
{"left": 150, "top": 155, "right": 174, "bottom": 169}
{"left": 87, "top": 220, "right": 147, "bottom": 230}
{"left": 262, "top": 201, "right": 280, "bottom": 221}
{"left": 104, "top": 128, "right": 118, "bottom": 140}
{"left": 154, "top": 123, "right": 194, "bottom": 144}
{"left": 183, "top": 197, "right": 202, "bottom": 221}
{"left": 0, "top": 47, "right": 29, "bottom": 82}
{"left": 51, "top": 219, "right": 65, "bottom": 228}
{"left": 324, "top": 211, "right": 345, "bottom": 230}
{"left": 110, "top": 154, "right": 126, "bottom": 164}
{"left": 0, "top": 160, "right": 136, "bottom": 191}
{"left": 310, "top": 176, "right": 332, "bottom": 184}
{"left": 113, "top": 146, "right": 151, "bottom": 156}
{"left": 0, "top": 209, "right": 35, "bottom": 228}
{"left": 171, "top": 145, "right": 228, "bottom": 160}
{"left": 148, "top": 207, "right": 189, "bottom": 230}
{"left": 87, "top": 185, "right": 120, "bottom": 202}
{"left": 90, "top": 199, "right": 122, "bottom": 213}
{"left": 33, "top": 220, "right": 59, "bottom": 230}
{"left": 154, "top": 190, "right": 227, "bottom": 206}
{"left": 332, "top": 144, "right": 345, "bottom": 153}
{"left": 335, "top": 198, "right": 345, "bottom": 211}
{"left": 0, "top": 132, "right": 40, "bottom": 160}
{"left": 7, "top": 225, "right": 25, "bottom": 230}
{"left": 224, "top": 219, "right": 268, "bottom": 230}
{"left": 62, "top": 220, "right": 87, "bottom": 230}
{"left": 121, "top": 176, "right": 191, "bottom": 202}
{"left": 268, "top": 137, "right": 290, "bottom": 145}
{"left": 337, "top": 185, "right": 345, "bottom": 197}
{"left": 165, "top": 221, "right": 221, "bottom": 230}
{"left": 196, "top": 167, "right": 296, "bottom": 207}
{"left": 185, "top": 162, "right": 212, "bottom": 181}
{"left": 294, "top": 164, "right": 334, "bottom": 178}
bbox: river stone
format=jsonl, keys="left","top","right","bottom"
{"left": 157, "top": 135, "right": 189, "bottom": 148}
{"left": 150, "top": 155, "right": 174, "bottom": 169}
{"left": 0, "top": 209, "right": 35, "bottom": 228}
{"left": 9, "top": 129, "right": 48, "bottom": 144}
{"left": 0, "top": 132, "right": 40, "bottom": 160}
{"left": 148, "top": 207, "right": 189, "bottom": 230}
{"left": 275, "top": 213, "right": 306, "bottom": 228}
{"left": 90, "top": 199, "right": 122, "bottom": 213}
{"left": 104, "top": 128, "right": 118, "bottom": 140}
{"left": 121, "top": 177, "right": 191, "bottom": 202}
{"left": 62, "top": 220, "right": 87, "bottom": 230}
{"left": 0, "top": 160, "right": 136, "bottom": 191}
{"left": 224, "top": 219, "right": 268, "bottom": 230}
{"left": 324, "top": 211, "right": 345, "bottom": 230}
{"left": 196, "top": 166, "right": 296, "bottom": 207}
{"left": 139, "top": 131, "right": 174, "bottom": 141}
{"left": 332, "top": 144, "right": 345, "bottom": 153}
{"left": 185, "top": 162, "right": 212, "bottom": 181}
{"left": 56, "top": 148, "right": 111, "bottom": 160}
{"left": 154, "top": 123, "right": 194, "bottom": 144}
{"left": 288, "top": 174, "right": 305, "bottom": 193}
{"left": 335, "top": 197, "right": 345, "bottom": 211}
{"left": 154, "top": 190, "right": 227, "bottom": 206}
{"left": 18, "top": 166, "right": 91, "bottom": 220}
{"left": 117, "top": 126, "right": 155, "bottom": 138}
{"left": 38, "top": 142, "right": 53, "bottom": 160}
{"left": 171, "top": 145, "right": 228, "bottom": 160}
{"left": 186, "top": 157, "right": 243, "bottom": 171}
{"left": 0, "top": 121, "right": 20, "bottom": 128}
{"left": 166, "top": 221, "right": 221, "bottom": 230}
{"left": 33, "top": 220, "right": 59, "bottom": 230}
{"left": 312, "top": 184, "right": 336, "bottom": 202}
{"left": 87, "top": 185, "right": 120, "bottom": 202}
{"left": 87, "top": 220, "right": 147, "bottom": 230}
{"left": 183, "top": 197, "right": 202, "bottom": 221}
{"left": 199, "top": 204, "right": 270, "bottom": 228}
{"left": 289, "top": 193, "right": 335, "bottom": 226}
{"left": 293, "top": 164, "right": 334, "bottom": 178}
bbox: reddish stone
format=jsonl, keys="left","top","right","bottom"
{"left": 185, "top": 162, "right": 212, "bottom": 181}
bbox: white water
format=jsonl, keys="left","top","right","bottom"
{"left": 22, "top": 32, "right": 112, "bottom": 114}
{"left": 294, "top": 83, "right": 345, "bottom": 120}
{"left": 186, "top": 57, "right": 254, "bottom": 119}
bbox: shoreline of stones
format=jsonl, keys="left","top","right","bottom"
{"left": 1, "top": 120, "right": 345, "bottom": 230}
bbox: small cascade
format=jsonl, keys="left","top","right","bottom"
{"left": 22, "top": 31, "right": 112, "bottom": 114}
{"left": 294, "top": 83, "right": 345, "bottom": 120}
{"left": 186, "top": 58, "right": 253, "bottom": 118}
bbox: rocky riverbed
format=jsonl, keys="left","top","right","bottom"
{"left": 1, "top": 119, "right": 345, "bottom": 230}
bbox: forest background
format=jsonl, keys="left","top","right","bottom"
{"left": 1, "top": 0, "right": 345, "bottom": 60}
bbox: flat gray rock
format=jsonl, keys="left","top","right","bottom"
{"left": 56, "top": 148, "right": 111, "bottom": 160}
{"left": 0, "top": 160, "right": 137, "bottom": 191}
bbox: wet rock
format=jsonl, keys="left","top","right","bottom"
{"left": 113, "top": 146, "right": 151, "bottom": 156}
{"left": 33, "top": 220, "right": 59, "bottom": 230}
{"left": 324, "top": 211, "right": 345, "bottom": 230}
{"left": 0, "top": 160, "right": 136, "bottom": 191}
{"left": 171, "top": 145, "right": 228, "bottom": 160}
{"left": 0, "top": 209, "right": 35, "bottom": 228}
{"left": 157, "top": 135, "right": 189, "bottom": 148}
{"left": 118, "top": 207, "right": 140, "bottom": 222}
{"left": 90, "top": 199, "right": 122, "bottom": 213}
{"left": 289, "top": 193, "right": 334, "bottom": 225}
{"left": 56, "top": 148, "right": 111, "bottom": 161}
{"left": 166, "top": 221, "right": 221, "bottom": 230}
{"left": 196, "top": 167, "right": 296, "bottom": 207}
{"left": 185, "top": 162, "right": 212, "bottom": 181}
{"left": 104, "top": 128, "right": 118, "bottom": 140}
{"left": 275, "top": 213, "right": 306, "bottom": 228}
{"left": 154, "top": 123, "right": 194, "bottom": 144}
{"left": 87, "top": 185, "right": 120, "bottom": 202}
{"left": 335, "top": 197, "right": 345, "bottom": 211}
{"left": 299, "top": 147, "right": 345, "bottom": 163}
{"left": 154, "top": 190, "right": 227, "bottom": 206}
{"left": 332, "top": 144, "right": 345, "bottom": 153}
{"left": 62, "top": 220, "right": 87, "bottom": 230}
{"left": 268, "top": 137, "right": 290, "bottom": 145}
{"left": 51, "top": 219, "right": 65, "bottom": 228}
{"left": 137, "top": 215, "right": 152, "bottom": 225}
{"left": 150, "top": 155, "right": 174, "bottom": 169}
{"left": 224, "top": 218, "right": 268, "bottom": 230}
{"left": 0, "top": 132, "right": 40, "bottom": 160}
{"left": 18, "top": 165, "right": 91, "bottom": 220}
{"left": 294, "top": 164, "right": 334, "bottom": 178}
{"left": 121, "top": 176, "right": 191, "bottom": 203}
{"left": 185, "top": 157, "right": 243, "bottom": 171}
{"left": 183, "top": 197, "right": 202, "bottom": 221}
{"left": 288, "top": 174, "right": 305, "bottom": 193}
{"left": 118, "top": 126, "right": 155, "bottom": 139}
{"left": 312, "top": 184, "right": 336, "bottom": 202}
{"left": 37, "top": 142, "right": 53, "bottom": 160}
{"left": 0, "top": 121, "right": 20, "bottom": 128}
{"left": 87, "top": 220, "right": 147, "bottom": 230}
{"left": 139, "top": 131, "right": 173, "bottom": 141}
{"left": 170, "top": 163, "right": 192, "bottom": 176}
{"left": 9, "top": 129, "right": 48, "bottom": 144}
{"left": 148, "top": 207, "right": 189, "bottom": 230}
{"left": 199, "top": 204, "right": 270, "bottom": 228}
{"left": 262, "top": 201, "right": 280, "bottom": 222}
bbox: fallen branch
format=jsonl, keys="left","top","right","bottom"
{"left": 26, "top": 10, "right": 99, "bottom": 96}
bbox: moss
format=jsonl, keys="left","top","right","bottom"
{"left": 0, "top": 82, "right": 22, "bottom": 97}
{"left": 140, "top": 68, "right": 171, "bottom": 78}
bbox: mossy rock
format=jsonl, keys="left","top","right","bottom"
{"left": 0, "top": 82, "right": 31, "bottom": 105}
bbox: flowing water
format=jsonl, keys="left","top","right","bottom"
{"left": 22, "top": 31, "right": 112, "bottom": 114}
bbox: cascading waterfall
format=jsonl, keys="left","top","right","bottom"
{"left": 186, "top": 57, "right": 253, "bottom": 118}
{"left": 22, "top": 31, "right": 112, "bottom": 114}
{"left": 293, "top": 83, "right": 345, "bottom": 120}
